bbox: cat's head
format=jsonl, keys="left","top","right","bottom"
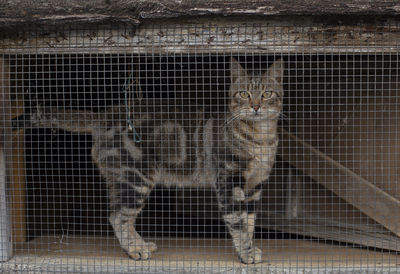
{"left": 229, "top": 58, "right": 284, "bottom": 122}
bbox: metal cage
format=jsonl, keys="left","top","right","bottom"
{"left": 0, "top": 19, "right": 399, "bottom": 273}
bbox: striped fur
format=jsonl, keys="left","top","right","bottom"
{"left": 28, "top": 58, "right": 284, "bottom": 264}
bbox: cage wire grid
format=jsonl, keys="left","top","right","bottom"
{"left": 0, "top": 22, "right": 398, "bottom": 273}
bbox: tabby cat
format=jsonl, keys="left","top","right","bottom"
{"left": 22, "top": 57, "right": 284, "bottom": 264}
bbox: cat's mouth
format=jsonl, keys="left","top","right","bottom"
{"left": 246, "top": 108, "right": 281, "bottom": 121}
{"left": 226, "top": 108, "right": 281, "bottom": 125}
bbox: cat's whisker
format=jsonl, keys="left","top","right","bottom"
{"left": 224, "top": 116, "right": 237, "bottom": 126}
{"left": 279, "top": 113, "right": 289, "bottom": 121}
{"left": 224, "top": 112, "right": 242, "bottom": 126}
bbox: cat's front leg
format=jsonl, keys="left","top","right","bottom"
{"left": 215, "top": 174, "right": 263, "bottom": 264}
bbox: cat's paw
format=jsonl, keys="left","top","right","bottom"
{"left": 238, "top": 247, "right": 262, "bottom": 264}
{"left": 126, "top": 241, "right": 158, "bottom": 260}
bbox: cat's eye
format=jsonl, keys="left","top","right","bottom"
{"left": 239, "top": 91, "right": 250, "bottom": 99}
{"left": 262, "top": 91, "right": 273, "bottom": 99}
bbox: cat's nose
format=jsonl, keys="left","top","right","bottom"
{"left": 252, "top": 105, "right": 260, "bottom": 112}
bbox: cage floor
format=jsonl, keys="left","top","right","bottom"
{"left": 1, "top": 236, "right": 399, "bottom": 273}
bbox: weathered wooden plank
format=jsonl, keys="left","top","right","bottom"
{"left": 258, "top": 214, "right": 400, "bottom": 252}
{"left": 2, "top": 235, "right": 398, "bottom": 272}
{"left": 258, "top": 164, "right": 398, "bottom": 251}
{"left": 1, "top": 1, "right": 400, "bottom": 27}
{"left": 1, "top": 19, "right": 400, "bottom": 54}
{"left": 279, "top": 128, "right": 400, "bottom": 238}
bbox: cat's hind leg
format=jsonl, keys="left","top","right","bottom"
{"left": 108, "top": 174, "right": 157, "bottom": 260}
{"left": 109, "top": 206, "right": 157, "bottom": 260}
{"left": 92, "top": 135, "right": 157, "bottom": 260}
{"left": 215, "top": 173, "right": 263, "bottom": 264}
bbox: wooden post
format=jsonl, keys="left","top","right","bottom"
{"left": 0, "top": 57, "right": 12, "bottom": 261}
{"left": 0, "top": 149, "right": 12, "bottom": 261}
{"left": 9, "top": 96, "right": 26, "bottom": 244}
{"left": 0, "top": 56, "right": 26, "bottom": 244}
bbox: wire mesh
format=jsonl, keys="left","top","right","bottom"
{"left": 0, "top": 22, "right": 399, "bottom": 273}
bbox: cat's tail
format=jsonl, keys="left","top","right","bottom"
{"left": 11, "top": 114, "right": 32, "bottom": 130}
{"left": 11, "top": 105, "right": 111, "bottom": 134}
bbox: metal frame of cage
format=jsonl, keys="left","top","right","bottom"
{"left": 0, "top": 17, "right": 399, "bottom": 273}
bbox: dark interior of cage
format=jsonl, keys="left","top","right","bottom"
{"left": 10, "top": 53, "right": 400, "bottom": 251}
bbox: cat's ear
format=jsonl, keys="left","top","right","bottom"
{"left": 230, "top": 57, "right": 247, "bottom": 83}
{"left": 267, "top": 58, "right": 285, "bottom": 84}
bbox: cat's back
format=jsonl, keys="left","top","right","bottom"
{"left": 131, "top": 99, "right": 210, "bottom": 124}
{"left": 117, "top": 99, "right": 216, "bottom": 187}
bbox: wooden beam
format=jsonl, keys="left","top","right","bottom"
{"left": 258, "top": 214, "right": 400, "bottom": 252}
{"left": 0, "top": 58, "right": 12, "bottom": 261}
{"left": 279, "top": 128, "right": 400, "bottom": 238}
{"left": 1, "top": 0, "right": 400, "bottom": 27}
{"left": 5, "top": 235, "right": 400, "bottom": 271}
{"left": 9, "top": 96, "right": 26, "bottom": 244}
{"left": 1, "top": 18, "right": 400, "bottom": 54}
